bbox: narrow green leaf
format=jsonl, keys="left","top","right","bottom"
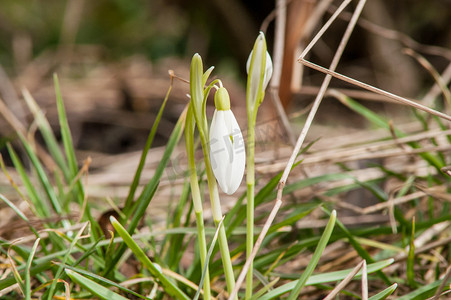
{"left": 339, "top": 95, "right": 443, "bottom": 170}
{"left": 407, "top": 217, "right": 416, "bottom": 287}
{"left": 24, "top": 238, "right": 40, "bottom": 300}
{"left": 193, "top": 217, "right": 223, "bottom": 300}
{"left": 368, "top": 283, "right": 398, "bottom": 300}
{"left": 53, "top": 74, "right": 95, "bottom": 225}
{"left": 47, "top": 222, "right": 89, "bottom": 298}
{"left": 202, "top": 66, "right": 215, "bottom": 87}
{"left": 57, "top": 263, "right": 150, "bottom": 300}
{"left": 250, "top": 277, "right": 279, "bottom": 300}
{"left": 22, "top": 88, "right": 70, "bottom": 179}
{"left": 334, "top": 210, "right": 391, "bottom": 284}
{"left": 123, "top": 76, "right": 172, "bottom": 212}
{"left": 110, "top": 216, "right": 190, "bottom": 300}
{"left": 16, "top": 133, "right": 63, "bottom": 215}
{"left": 287, "top": 210, "right": 337, "bottom": 300}
{"left": 6, "top": 143, "right": 50, "bottom": 218}
{"left": 105, "top": 106, "right": 186, "bottom": 276}
{"left": 259, "top": 259, "right": 394, "bottom": 300}
{"left": 53, "top": 74, "right": 78, "bottom": 179}
{"left": 65, "top": 269, "right": 129, "bottom": 300}
{"left": 397, "top": 278, "right": 451, "bottom": 300}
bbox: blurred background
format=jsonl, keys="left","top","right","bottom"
{"left": 0, "top": 0, "right": 450, "bottom": 155}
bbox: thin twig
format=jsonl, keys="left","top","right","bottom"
{"left": 431, "top": 264, "right": 451, "bottom": 300}
{"left": 361, "top": 260, "right": 368, "bottom": 300}
{"left": 423, "top": 62, "right": 451, "bottom": 107}
{"left": 403, "top": 48, "right": 451, "bottom": 110}
{"left": 269, "top": 0, "right": 296, "bottom": 146}
{"left": 323, "top": 260, "right": 365, "bottom": 300}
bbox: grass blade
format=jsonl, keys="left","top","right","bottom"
{"left": 6, "top": 143, "right": 50, "bottom": 218}
{"left": 259, "top": 259, "right": 394, "bottom": 300}
{"left": 57, "top": 263, "right": 150, "bottom": 300}
{"left": 110, "top": 216, "right": 190, "bottom": 300}
{"left": 53, "top": 74, "right": 78, "bottom": 182}
{"left": 287, "top": 210, "right": 337, "bottom": 300}
{"left": 123, "top": 75, "right": 173, "bottom": 212}
{"left": 192, "top": 217, "right": 223, "bottom": 300}
{"left": 16, "top": 134, "right": 63, "bottom": 216}
{"left": 47, "top": 223, "right": 89, "bottom": 298}
{"left": 407, "top": 217, "right": 416, "bottom": 287}
{"left": 22, "top": 88, "right": 69, "bottom": 179}
{"left": 24, "top": 238, "right": 40, "bottom": 300}
{"left": 105, "top": 105, "right": 187, "bottom": 276}
{"left": 65, "top": 269, "right": 128, "bottom": 300}
{"left": 368, "top": 283, "right": 398, "bottom": 300}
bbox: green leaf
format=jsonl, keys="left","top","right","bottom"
{"left": 397, "top": 278, "right": 451, "bottom": 300}
{"left": 57, "top": 263, "right": 150, "bottom": 300}
{"left": 16, "top": 133, "right": 63, "bottom": 216}
{"left": 21, "top": 88, "right": 70, "bottom": 180}
{"left": 338, "top": 95, "right": 443, "bottom": 170}
{"left": 53, "top": 74, "right": 94, "bottom": 224}
{"left": 105, "top": 106, "right": 187, "bottom": 276}
{"left": 202, "top": 66, "right": 215, "bottom": 87}
{"left": 287, "top": 210, "right": 337, "bottom": 300}
{"left": 6, "top": 143, "right": 50, "bottom": 218}
{"left": 47, "top": 223, "right": 89, "bottom": 298}
{"left": 368, "top": 283, "right": 398, "bottom": 300}
{"left": 407, "top": 217, "right": 416, "bottom": 287}
{"left": 24, "top": 238, "right": 40, "bottom": 300}
{"left": 123, "top": 76, "right": 172, "bottom": 212}
{"left": 53, "top": 74, "right": 78, "bottom": 181}
{"left": 110, "top": 216, "right": 190, "bottom": 300}
{"left": 259, "top": 259, "right": 394, "bottom": 300}
{"left": 192, "top": 217, "right": 222, "bottom": 300}
{"left": 65, "top": 269, "right": 129, "bottom": 300}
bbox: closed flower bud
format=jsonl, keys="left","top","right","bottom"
{"left": 246, "top": 49, "right": 273, "bottom": 91}
{"left": 209, "top": 87, "right": 245, "bottom": 194}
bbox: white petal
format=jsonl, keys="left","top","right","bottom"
{"left": 223, "top": 111, "right": 246, "bottom": 194}
{"left": 209, "top": 110, "right": 245, "bottom": 194}
{"left": 246, "top": 50, "right": 273, "bottom": 90}
{"left": 263, "top": 52, "right": 273, "bottom": 90}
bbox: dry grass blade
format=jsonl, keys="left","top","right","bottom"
{"left": 323, "top": 260, "right": 365, "bottom": 300}
{"left": 403, "top": 48, "right": 451, "bottom": 110}
{"left": 269, "top": 0, "right": 296, "bottom": 146}
{"left": 431, "top": 264, "right": 451, "bottom": 300}
{"left": 362, "top": 260, "right": 368, "bottom": 300}
{"left": 423, "top": 62, "right": 451, "bottom": 106}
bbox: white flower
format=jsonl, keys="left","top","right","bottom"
{"left": 209, "top": 88, "right": 245, "bottom": 194}
{"left": 246, "top": 49, "right": 273, "bottom": 91}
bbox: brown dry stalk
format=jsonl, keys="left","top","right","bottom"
{"left": 323, "top": 260, "right": 365, "bottom": 300}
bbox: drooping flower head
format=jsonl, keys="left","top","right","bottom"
{"left": 209, "top": 87, "right": 245, "bottom": 194}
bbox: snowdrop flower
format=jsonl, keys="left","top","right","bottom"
{"left": 246, "top": 49, "right": 273, "bottom": 91}
{"left": 246, "top": 32, "right": 273, "bottom": 115}
{"left": 209, "top": 87, "right": 245, "bottom": 195}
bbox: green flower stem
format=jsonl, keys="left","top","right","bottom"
{"left": 186, "top": 106, "right": 211, "bottom": 300}
{"left": 246, "top": 115, "right": 256, "bottom": 300}
{"left": 190, "top": 53, "right": 235, "bottom": 298}
{"left": 203, "top": 148, "right": 236, "bottom": 298}
{"left": 245, "top": 33, "right": 269, "bottom": 299}
{"left": 195, "top": 211, "right": 211, "bottom": 299}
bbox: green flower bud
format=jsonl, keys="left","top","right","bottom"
{"left": 214, "top": 87, "right": 231, "bottom": 111}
